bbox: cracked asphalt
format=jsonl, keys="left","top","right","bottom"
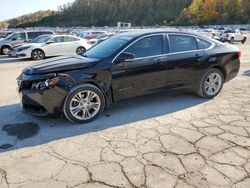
{"left": 0, "top": 35, "right": 250, "bottom": 188}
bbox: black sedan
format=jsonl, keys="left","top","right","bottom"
{"left": 17, "top": 31, "right": 241, "bottom": 123}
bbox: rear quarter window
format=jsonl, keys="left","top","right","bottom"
{"left": 197, "top": 38, "right": 212, "bottom": 49}
{"left": 169, "top": 35, "right": 198, "bottom": 53}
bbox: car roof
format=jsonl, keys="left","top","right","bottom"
{"left": 116, "top": 29, "right": 219, "bottom": 43}
{"left": 117, "top": 29, "right": 204, "bottom": 38}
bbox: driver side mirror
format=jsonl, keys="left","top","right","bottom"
{"left": 12, "top": 38, "right": 17, "bottom": 41}
{"left": 116, "top": 52, "right": 135, "bottom": 63}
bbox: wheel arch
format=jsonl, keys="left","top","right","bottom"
{"left": 1, "top": 45, "right": 11, "bottom": 54}
{"left": 209, "top": 65, "right": 226, "bottom": 80}
{"left": 67, "top": 81, "right": 112, "bottom": 108}
{"left": 1, "top": 44, "right": 11, "bottom": 49}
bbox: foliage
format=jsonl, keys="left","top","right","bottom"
{"left": 14, "top": 0, "right": 192, "bottom": 27}
{"left": 6, "top": 10, "right": 56, "bottom": 28}
{"left": 0, "top": 22, "right": 9, "bottom": 29}
{"left": 3, "top": 0, "right": 250, "bottom": 28}
{"left": 178, "top": 0, "right": 250, "bottom": 24}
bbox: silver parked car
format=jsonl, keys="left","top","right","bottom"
{"left": 0, "top": 31, "right": 54, "bottom": 55}
{"left": 8, "top": 34, "right": 52, "bottom": 57}
{"left": 14, "top": 35, "right": 92, "bottom": 60}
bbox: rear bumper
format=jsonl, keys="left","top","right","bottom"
{"left": 225, "top": 59, "right": 240, "bottom": 82}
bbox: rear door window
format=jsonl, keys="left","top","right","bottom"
{"left": 28, "top": 32, "right": 53, "bottom": 40}
{"left": 64, "top": 36, "right": 79, "bottom": 42}
{"left": 168, "top": 35, "right": 198, "bottom": 53}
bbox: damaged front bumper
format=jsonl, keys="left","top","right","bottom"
{"left": 17, "top": 73, "right": 69, "bottom": 117}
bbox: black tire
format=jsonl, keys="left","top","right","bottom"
{"left": 63, "top": 84, "right": 105, "bottom": 124}
{"left": 230, "top": 37, "right": 234, "bottom": 44}
{"left": 242, "top": 37, "right": 246, "bottom": 44}
{"left": 31, "top": 49, "right": 45, "bottom": 60}
{"left": 197, "top": 68, "right": 224, "bottom": 99}
{"left": 76, "top": 47, "right": 86, "bottom": 55}
{"left": 1, "top": 46, "right": 10, "bottom": 55}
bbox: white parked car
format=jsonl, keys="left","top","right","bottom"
{"left": 89, "top": 33, "right": 115, "bottom": 46}
{"left": 219, "top": 29, "right": 247, "bottom": 44}
{"left": 15, "top": 35, "right": 92, "bottom": 60}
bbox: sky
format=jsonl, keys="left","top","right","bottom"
{"left": 0, "top": 0, "right": 75, "bottom": 21}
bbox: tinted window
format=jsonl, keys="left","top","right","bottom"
{"left": 197, "top": 38, "right": 212, "bottom": 49}
{"left": 28, "top": 31, "right": 53, "bottom": 39}
{"left": 52, "top": 36, "right": 64, "bottom": 43}
{"left": 13, "top": 33, "right": 26, "bottom": 40}
{"left": 124, "top": 35, "right": 163, "bottom": 58}
{"left": 169, "top": 35, "right": 198, "bottom": 53}
{"left": 27, "top": 32, "right": 39, "bottom": 39}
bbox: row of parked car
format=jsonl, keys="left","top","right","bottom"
{"left": 0, "top": 27, "right": 247, "bottom": 61}
{"left": 0, "top": 30, "right": 116, "bottom": 60}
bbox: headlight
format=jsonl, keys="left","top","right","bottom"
{"left": 31, "top": 77, "right": 59, "bottom": 90}
{"left": 18, "top": 46, "right": 31, "bottom": 52}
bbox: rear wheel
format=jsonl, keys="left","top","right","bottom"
{"left": 76, "top": 47, "right": 86, "bottom": 55}
{"left": 197, "top": 68, "right": 224, "bottom": 99}
{"left": 31, "top": 49, "right": 45, "bottom": 60}
{"left": 63, "top": 84, "right": 105, "bottom": 123}
{"left": 1, "top": 46, "right": 10, "bottom": 55}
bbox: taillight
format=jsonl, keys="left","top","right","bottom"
{"left": 237, "top": 51, "right": 241, "bottom": 59}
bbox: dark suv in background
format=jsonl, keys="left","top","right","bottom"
{"left": 0, "top": 30, "right": 54, "bottom": 55}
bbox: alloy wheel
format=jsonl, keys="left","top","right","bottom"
{"left": 76, "top": 47, "right": 86, "bottom": 55}
{"left": 2, "top": 47, "right": 10, "bottom": 55}
{"left": 69, "top": 90, "right": 101, "bottom": 120}
{"left": 204, "top": 72, "right": 222, "bottom": 96}
{"left": 32, "top": 50, "right": 44, "bottom": 60}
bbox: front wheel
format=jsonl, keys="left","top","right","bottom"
{"left": 1, "top": 46, "right": 10, "bottom": 55}
{"left": 63, "top": 84, "right": 105, "bottom": 123}
{"left": 230, "top": 37, "right": 234, "bottom": 44}
{"left": 76, "top": 47, "right": 86, "bottom": 55}
{"left": 31, "top": 49, "right": 45, "bottom": 60}
{"left": 197, "top": 68, "right": 224, "bottom": 99}
{"left": 242, "top": 37, "right": 246, "bottom": 44}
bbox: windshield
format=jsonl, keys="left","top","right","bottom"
{"left": 96, "top": 34, "right": 108, "bottom": 39}
{"left": 4, "top": 32, "right": 15, "bottom": 40}
{"left": 83, "top": 36, "right": 133, "bottom": 59}
{"left": 30, "top": 35, "right": 51, "bottom": 43}
{"left": 78, "top": 32, "right": 89, "bottom": 38}
{"left": 35, "top": 36, "right": 53, "bottom": 43}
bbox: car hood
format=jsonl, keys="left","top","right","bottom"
{"left": 12, "top": 43, "right": 26, "bottom": 49}
{"left": 23, "top": 55, "right": 99, "bottom": 75}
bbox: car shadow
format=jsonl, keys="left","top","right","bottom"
{"left": 243, "top": 70, "right": 250, "bottom": 77}
{"left": 0, "top": 92, "right": 209, "bottom": 152}
{"left": 0, "top": 55, "right": 30, "bottom": 64}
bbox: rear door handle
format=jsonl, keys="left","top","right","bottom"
{"left": 195, "top": 54, "right": 203, "bottom": 60}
